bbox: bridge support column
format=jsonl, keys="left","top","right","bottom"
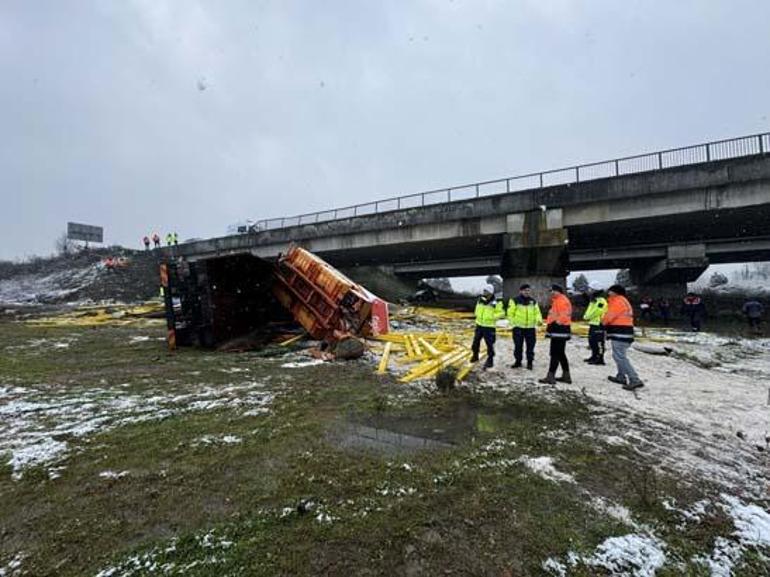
{"left": 501, "top": 209, "right": 568, "bottom": 306}
{"left": 630, "top": 243, "right": 708, "bottom": 298}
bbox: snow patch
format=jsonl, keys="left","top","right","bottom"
{"left": 518, "top": 455, "right": 575, "bottom": 484}
{"left": 545, "top": 534, "right": 666, "bottom": 577}
{"left": 280, "top": 359, "right": 326, "bottom": 368}
{"left": 99, "top": 470, "right": 129, "bottom": 479}
{"left": 1, "top": 381, "right": 276, "bottom": 479}
{"left": 0, "top": 553, "right": 24, "bottom": 577}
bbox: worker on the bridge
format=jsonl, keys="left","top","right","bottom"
{"left": 165, "top": 232, "right": 174, "bottom": 247}
{"left": 604, "top": 285, "right": 644, "bottom": 391}
{"left": 507, "top": 283, "right": 542, "bottom": 370}
{"left": 742, "top": 299, "right": 764, "bottom": 333}
{"left": 681, "top": 292, "right": 706, "bottom": 332}
{"left": 583, "top": 282, "right": 607, "bottom": 365}
{"left": 173, "top": 231, "right": 179, "bottom": 245}
{"left": 470, "top": 285, "right": 504, "bottom": 370}
{"left": 539, "top": 284, "right": 572, "bottom": 384}
{"left": 143, "top": 235, "right": 150, "bottom": 251}
{"left": 152, "top": 232, "right": 160, "bottom": 249}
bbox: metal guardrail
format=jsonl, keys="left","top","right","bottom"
{"left": 251, "top": 132, "right": 770, "bottom": 232}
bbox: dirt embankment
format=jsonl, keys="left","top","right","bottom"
{"left": 0, "top": 248, "right": 161, "bottom": 306}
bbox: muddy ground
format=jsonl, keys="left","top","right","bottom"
{"left": 1, "top": 315, "right": 769, "bottom": 576}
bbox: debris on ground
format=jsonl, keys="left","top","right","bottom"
{"left": 23, "top": 300, "right": 165, "bottom": 328}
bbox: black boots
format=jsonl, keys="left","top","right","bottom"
{"left": 511, "top": 360, "right": 522, "bottom": 369}
{"left": 607, "top": 375, "right": 626, "bottom": 385}
{"left": 526, "top": 360, "right": 533, "bottom": 370}
{"left": 539, "top": 372, "right": 556, "bottom": 384}
{"left": 555, "top": 371, "right": 572, "bottom": 384}
{"left": 623, "top": 380, "right": 645, "bottom": 391}
{"left": 584, "top": 355, "right": 605, "bottom": 365}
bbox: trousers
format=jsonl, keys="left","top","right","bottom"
{"left": 548, "top": 338, "right": 569, "bottom": 374}
{"left": 610, "top": 339, "right": 640, "bottom": 383}
{"left": 588, "top": 325, "right": 605, "bottom": 359}
{"left": 471, "top": 326, "right": 496, "bottom": 359}
{"left": 512, "top": 327, "right": 536, "bottom": 363}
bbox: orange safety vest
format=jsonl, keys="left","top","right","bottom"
{"left": 603, "top": 295, "right": 634, "bottom": 327}
{"left": 546, "top": 293, "right": 572, "bottom": 326}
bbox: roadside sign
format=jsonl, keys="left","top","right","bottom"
{"left": 67, "top": 222, "right": 103, "bottom": 243}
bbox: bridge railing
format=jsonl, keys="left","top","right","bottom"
{"left": 251, "top": 132, "right": 769, "bottom": 233}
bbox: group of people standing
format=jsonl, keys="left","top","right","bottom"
{"left": 142, "top": 232, "right": 178, "bottom": 250}
{"left": 470, "top": 283, "right": 644, "bottom": 392}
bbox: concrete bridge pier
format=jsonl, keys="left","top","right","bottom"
{"left": 501, "top": 209, "right": 568, "bottom": 306}
{"left": 630, "top": 243, "right": 709, "bottom": 299}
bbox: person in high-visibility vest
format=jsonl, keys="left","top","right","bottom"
{"left": 165, "top": 232, "right": 174, "bottom": 246}
{"left": 507, "top": 283, "right": 542, "bottom": 370}
{"left": 539, "top": 284, "right": 572, "bottom": 384}
{"left": 603, "top": 284, "right": 644, "bottom": 391}
{"left": 173, "top": 231, "right": 179, "bottom": 245}
{"left": 470, "top": 285, "right": 504, "bottom": 369}
{"left": 583, "top": 282, "right": 607, "bottom": 365}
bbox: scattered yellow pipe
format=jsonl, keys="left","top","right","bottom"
{"left": 377, "top": 342, "right": 392, "bottom": 374}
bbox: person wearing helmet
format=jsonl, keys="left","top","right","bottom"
{"left": 583, "top": 282, "right": 607, "bottom": 365}
{"left": 470, "top": 284, "right": 504, "bottom": 369}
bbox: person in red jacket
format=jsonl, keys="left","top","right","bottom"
{"left": 539, "top": 284, "right": 572, "bottom": 384}
{"left": 604, "top": 284, "right": 644, "bottom": 391}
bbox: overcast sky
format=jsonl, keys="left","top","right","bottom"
{"left": 2, "top": 0, "right": 769, "bottom": 261}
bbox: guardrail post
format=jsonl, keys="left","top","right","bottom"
{"left": 475, "top": 184, "right": 479, "bottom": 197}
{"left": 421, "top": 193, "right": 425, "bottom": 206}
{"left": 506, "top": 179, "right": 510, "bottom": 193}
{"left": 759, "top": 135, "right": 764, "bottom": 154}
{"left": 539, "top": 173, "right": 543, "bottom": 188}
{"left": 657, "top": 152, "right": 663, "bottom": 169}
{"left": 315, "top": 213, "right": 320, "bottom": 223}
{"left": 397, "top": 198, "right": 401, "bottom": 209}
{"left": 353, "top": 206, "right": 357, "bottom": 216}
{"left": 447, "top": 189, "right": 451, "bottom": 202}
{"left": 705, "top": 144, "right": 711, "bottom": 162}
{"left": 575, "top": 166, "right": 580, "bottom": 183}
{"left": 333, "top": 209, "right": 338, "bottom": 219}
{"left": 281, "top": 218, "right": 285, "bottom": 228}
{"left": 614, "top": 159, "right": 619, "bottom": 176}
{"left": 375, "top": 201, "right": 379, "bottom": 213}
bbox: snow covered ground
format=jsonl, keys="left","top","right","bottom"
{"left": 0, "top": 263, "right": 102, "bottom": 305}
{"left": 0, "top": 380, "right": 277, "bottom": 479}
{"left": 478, "top": 332, "right": 770, "bottom": 499}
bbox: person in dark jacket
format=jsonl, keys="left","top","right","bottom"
{"left": 658, "top": 298, "right": 672, "bottom": 324}
{"left": 743, "top": 299, "right": 764, "bottom": 332}
{"left": 681, "top": 292, "right": 706, "bottom": 332}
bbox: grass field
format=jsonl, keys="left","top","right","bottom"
{"left": 1, "top": 319, "right": 768, "bottom": 576}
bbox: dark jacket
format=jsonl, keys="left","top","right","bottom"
{"left": 681, "top": 296, "right": 706, "bottom": 320}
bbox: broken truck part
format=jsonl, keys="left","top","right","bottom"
{"left": 272, "top": 246, "right": 389, "bottom": 341}
{"left": 160, "top": 246, "right": 388, "bottom": 349}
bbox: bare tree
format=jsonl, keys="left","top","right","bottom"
{"left": 55, "top": 232, "right": 75, "bottom": 255}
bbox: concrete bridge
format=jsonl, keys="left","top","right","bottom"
{"left": 172, "top": 133, "right": 770, "bottom": 300}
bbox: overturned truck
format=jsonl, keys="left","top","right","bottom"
{"left": 160, "top": 245, "right": 389, "bottom": 350}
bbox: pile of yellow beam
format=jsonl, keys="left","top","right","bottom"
{"left": 372, "top": 331, "right": 476, "bottom": 383}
